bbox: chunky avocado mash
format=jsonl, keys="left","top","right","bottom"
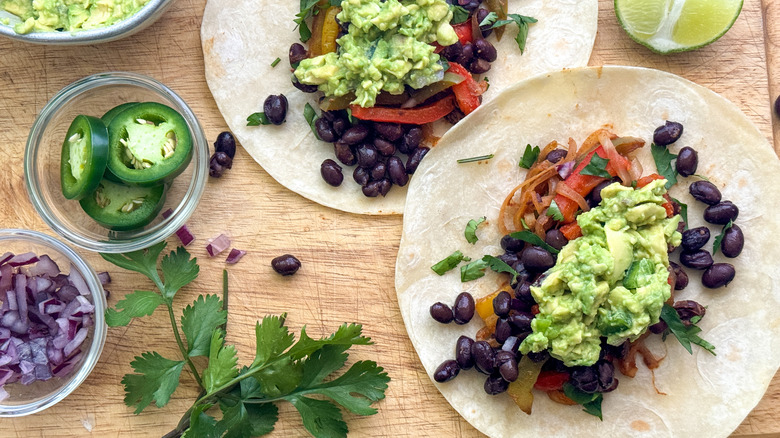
{"left": 294, "top": 0, "right": 458, "bottom": 108}
{"left": 520, "top": 180, "right": 682, "bottom": 366}
{"left": 1, "top": 0, "right": 149, "bottom": 34}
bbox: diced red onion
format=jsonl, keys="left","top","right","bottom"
{"left": 97, "top": 272, "right": 111, "bottom": 286}
{"left": 225, "top": 248, "right": 246, "bottom": 264}
{"left": 0, "top": 328, "right": 9, "bottom": 341}
{"left": 557, "top": 161, "right": 577, "bottom": 180}
{"left": 0, "top": 264, "right": 10, "bottom": 297}
{"left": 176, "top": 225, "right": 195, "bottom": 246}
{"left": 5, "top": 291, "right": 16, "bottom": 311}
{"left": 0, "top": 253, "right": 12, "bottom": 266}
{"left": 26, "top": 255, "right": 59, "bottom": 278}
{"left": 7, "top": 253, "right": 39, "bottom": 267}
{"left": 162, "top": 208, "right": 174, "bottom": 219}
{"left": 67, "top": 267, "right": 90, "bottom": 296}
{"left": 0, "top": 386, "right": 7, "bottom": 402}
{"left": 57, "top": 284, "right": 79, "bottom": 303}
{"left": 52, "top": 351, "right": 82, "bottom": 378}
{"left": 64, "top": 328, "right": 87, "bottom": 357}
{"left": 206, "top": 234, "right": 231, "bottom": 257}
{"left": 15, "top": 275, "right": 27, "bottom": 326}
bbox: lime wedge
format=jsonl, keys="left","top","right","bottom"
{"left": 615, "top": 0, "right": 743, "bottom": 54}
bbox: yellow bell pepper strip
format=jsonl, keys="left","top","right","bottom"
{"left": 320, "top": 7, "right": 341, "bottom": 54}
{"left": 507, "top": 356, "right": 544, "bottom": 414}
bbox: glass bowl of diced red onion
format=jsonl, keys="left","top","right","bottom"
{"left": 0, "top": 229, "right": 106, "bottom": 416}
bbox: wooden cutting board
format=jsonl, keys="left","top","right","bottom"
{"left": 0, "top": 0, "right": 778, "bottom": 436}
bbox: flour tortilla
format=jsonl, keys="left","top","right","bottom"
{"left": 201, "top": 0, "right": 597, "bottom": 214}
{"left": 395, "top": 66, "right": 780, "bottom": 437}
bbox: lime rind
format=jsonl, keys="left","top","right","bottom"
{"left": 615, "top": 0, "right": 744, "bottom": 55}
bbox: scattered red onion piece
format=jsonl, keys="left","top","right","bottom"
{"left": 206, "top": 234, "right": 231, "bottom": 257}
{"left": 0, "top": 253, "right": 12, "bottom": 266}
{"left": 26, "top": 255, "right": 59, "bottom": 277}
{"left": 175, "top": 225, "right": 195, "bottom": 246}
{"left": 225, "top": 249, "right": 246, "bottom": 264}
{"left": 557, "top": 161, "right": 577, "bottom": 180}
{"left": 67, "top": 267, "right": 89, "bottom": 296}
{"left": 97, "top": 272, "right": 111, "bottom": 286}
{"left": 162, "top": 208, "right": 174, "bottom": 219}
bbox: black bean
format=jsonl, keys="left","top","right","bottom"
{"left": 498, "top": 357, "right": 519, "bottom": 382}
{"left": 570, "top": 366, "right": 596, "bottom": 393}
{"left": 689, "top": 181, "right": 722, "bottom": 205}
{"left": 353, "top": 167, "right": 370, "bottom": 186}
{"left": 315, "top": 118, "right": 337, "bottom": 142}
{"left": 704, "top": 201, "right": 739, "bottom": 225}
{"left": 429, "top": 302, "right": 454, "bottom": 323}
{"left": 341, "top": 125, "right": 370, "bottom": 145}
{"left": 681, "top": 226, "right": 710, "bottom": 251}
{"left": 596, "top": 360, "right": 616, "bottom": 392}
{"left": 362, "top": 181, "right": 382, "bottom": 197}
{"left": 501, "top": 234, "right": 525, "bottom": 253}
{"left": 377, "top": 178, "right": 392, "bottom": 197}
{"left": 680, "top": 250, "right": 714, "bottom": 270}
{"left": 334, "top": 141, "right": 357, "bottom": 166}
{"left": 702, "top": 263, "right": 736, "bottom": 288}
{"left": 545, "top": 229, "right": 568, "bottom": 251}
{"left": 455, "top": 336, "right": 474, "bottom": 370}
{"left": 453, "top": 292, "right": 475, "bottom": 324}
{"left": 509, "top": 265, "right": 530, "bottom": 288}
{"left": 271, "top": 254, "right": 301, "bottom": 276}
{"left": 545, "top": 149, "right": 567, "bottom": 164}
{"left": 501, "top": 336, "right": 522, "bottom": 356}
{"left": 474, "top": 38, "right": 497, "bottom": 62}
{"left": 492, "top": 291, "right": 512, "bottom": 318}
{"left": 468, "top": 58, "right": 491, "bottom": 75}
{"left": 721, "top": 224, "right": 744, "bottom": 258}
{"left": 497, "top": 253, "right": 519, "bottom": 271}
{"left": 653, "top": 121, "right": 684, "bottom": 146}
{"left": 494, "top": 350, "right": 514, "bottom": 366}
{"left": 214, "top": 131, "right": 237, "bottom": 159}
{"left": 356, "top": 144, "right": 379, "bottom": 168}
{"left": 400, "top": 127, "right": 423, "bottom": 153}
{"left": 495, "top": 318, "right": 511, "bottom": 345}
{"left": 209, "top": 152, "right": 232, "bottom": 178}
{"left": 331, "top": 117, "right": 347, "bottom": 136}
{"left": 471, "top": 340, "right": 495, "bottom": 374}
{"left": 527, "top": 350, "right": 549, "bottom": 363}
{"left": 373, "top": 138, "right": 396, "bottom": 156}
{"left": 289, "top": 43, "right": 308, "bottom": 66}
{"left": 320, "top": 159, "right": 343, "bottom": 186}
{"left": 292, "top": 76, "right": 318, "bottom": 93}
{"left": 458, "top": 0, "right": 480, "bottom": 11}
{"left": 457, "top": 42, "right": 474, "bottom": 66}
{"left": 603, "top": 341, "right": 629, "bottom": 361}
{"left": 484, "top": 373, "right": 509, "bottom": 395}
{"left": 444, "top": 108, "right": 465, "bottom": 125}
{"left": 775, "top": 95, "right": 780, "bottom": 118}
{"left": 520, "top": 246, "right": 555, "bottom": 272}
{"left": 440, "top": 41, "right": 462, "bottom": 62}
{"left": 669, "top": 261, "right": 689, "bottom": 290}
{"left": 386, "top": 156, "right": 409, "bottom": 187}
{"left": 263, "top": 94, "right": 288, "bottom": 125}
{"left": 374, "top": 122, "right": 403, "bottom": 141}
{"left": 370, "top": 161, "right": 387, "bottom": 181}
{"left": 673, "top": 300, "right": 706, "bottom": 324}
{"left": 649, "top": 320, "right": 667, "bottom": 334}
{"left": 587, "top": 179, "right": 616, "bottom": 208}
{"left": 476, "top": 9, "right": 493, "bottom": 37}
{"left": 406, "top": 147, "right": 429, "bottom": 174}
{"left": 514, "top": 281, "right": 534, "bottom": 306}
{"left": 675, "top": 147, "right": 698, "bottom": 177}
{"left": 508, "top": 312, "right": 533, "bottom": 334}
{"left": 434, "top": 360, "right": 460, "bottom": 383}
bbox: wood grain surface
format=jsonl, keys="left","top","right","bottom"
{"left": 0, "top": 0, "right": 777, "bottom": 436}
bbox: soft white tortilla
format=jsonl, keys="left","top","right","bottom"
{"left": 395, "top": 66, "right": 780, "bottom": 437}
{"left": 201, "top": 0, "right": 598, "bottom": 214}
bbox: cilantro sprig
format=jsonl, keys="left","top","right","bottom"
{"left": 482, "top": 13, "right": 538, "bottom": 53}
{"left": 294, "top": 0, "right": 340, "bottom": 42}
{"left": 519, "top": 144, "right": 540, "bottom": 169}
{"left": 660, "top": 303, "right": 716, "bottom": 355}
{"left": 651, "top": 143, "right": 678, "bottom": 189}
{"left": 102, "top": 243, "right": 389, "bottom": 438}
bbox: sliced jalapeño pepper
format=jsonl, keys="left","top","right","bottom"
{"left": 79, "top": 179, "right": 166, "bottom": 231}
{"left": 106, "top": 102, "right": 193, "bottom": 186}
{"left": 60, "top": 115, "right": 109, "bottom": 200}
{"left": 101, "top": 102, "right": 139, "bottom": 125}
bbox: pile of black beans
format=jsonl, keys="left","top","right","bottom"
{"left": 439, "top": 7, "right": 498, "bottom": 76}
{"left": 653, "top": 121, "right": 743, "bottom": 289}
{"left": 209, "top": 131, "right": 237, "bottom": 178}
{"left": 316, "top": 112, "right": 430, "bottom": 197}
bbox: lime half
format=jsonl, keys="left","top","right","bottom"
{"left": 615, "top": 0, "right": 743, "bottom": 54}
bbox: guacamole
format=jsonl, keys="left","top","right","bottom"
{"left": 294, "top": 0, "right": 458, "bottom": 108}
{"left": 1, "top": 0, "right": 150, "bottom": 34}
{"left": 520, "top": 179, "right": 682, "bottom": 367}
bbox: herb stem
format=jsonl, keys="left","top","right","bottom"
{"left": 166, "top": 303, "right": 203, "bottom": 388}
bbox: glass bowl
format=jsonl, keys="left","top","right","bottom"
{"left": 0, "top": 229, "right": 106, "bottom": 417}
{"left": 0, "top": 0, "right": 174, "bottom": 45}
{"left": 25, "top": 72, "right": 208, "bottom": 253}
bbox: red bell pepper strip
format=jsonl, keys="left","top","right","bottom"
{"left": 555, "top": 146, "right": 632, "bottom": 223}
{"left": 560, "top": 222, "right": 582, "bottom": 240}
{"left": 349, "top": 95, "right": 455, "bottom": 124}
{"left": 448, "top": 62, "right": 486, "bottom": 115}
{"left": 533, "top": 370, "right": 570, "bottom": 391}
{"left": 452, "top": 22, "right": 473, "bottom": 45}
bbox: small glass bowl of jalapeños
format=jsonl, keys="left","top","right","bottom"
{"left": 25, "top": 72, "right": 208, "bottom": 253}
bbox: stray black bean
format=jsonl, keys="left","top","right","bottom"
{"left": 441, "top": 41, "right": 462, "bottom": 62}
{"left": 455, "top": 336, "right": 475, "bottom": 369}
{"left": 508, "top": 312, "right": 533, "bottom": 334}
{"left": 484, "top": 373, "right": 509, "bottom": 395}
{"left": 669, "top": 262, "right": 689, "bottom": 290}
{"left": 587, "top": 179, "right": 616, "bottom": 208}
{"left": 429, "top": 302, "right": 454, "bottom": 324}
{"left": 702, "top": 263, "right": 736, "bottom": 288}
{"left": 653, "top": 121, "right": 684, "bottom": 146}
{"left": 457, "top": 42, "right": 474, "bottom": 66}
{"left": 434, "top": 360, "right": 460, "bottom": 383}
{"left": 477, "top": 8, "right": 493, "bottom": 37}
{"left": 271, "top": 254, "right": 301, "bottom": 276}
{"left": 689, "top": 181, "right": 722, "bottom": 205}
{"left": 315, "top": 118, "right": 336, "bottom": 142}
{"left": 353, "top": 167, "right": 370, "bottom": 186}
{"left": 209, "top": 152, "right": 232, "bottom": 178}
{"left": 704, "top": 201, "right": 739, "bottom": 225}
{"left": 545, "top": 229, "right": 568, "bottom": 251}
{"left": 214, "top": 131, "right": 236, "bottom": 159}
{"left": 675, "top": 146, "right": 698, "bottom": 177}
{"left": 501, "top": 234, "right": 525, "bottom": 253}
{"left": 468, "top": 58, "right": 491, "bottom": 75}
{"left": 471, "top": 340, "right": 496, "bottom": 374}
{"left": 545, "top": 149, "right": 567, "bottom": 164}
{"left": 320, "top": 159, "right": 343, "bottom": 186}
{"left": 474, "top": 38, "right": 497, "bottom": 62}
{"left": 721, "top": 224, "right": 744, "bottom": 258}
{"left": 292, "top": 76, "right": 318, "bottom": 93}
{"left": 453, "top": 292, "right": 475, "bottom": 324}
{"left": 681, "top": 226, "right": 710, "bottom": 251}
{"left": 680, "top": 250, "right": 714, "bottom": 270}
{"left": 673, "top": 300, "right": 706, "bottom": 324}
{"left": 289, "top": 43, "right": 308, "bottom": 66}
{"left": 406, "top": 147, "right": 429, "bottom": 174}
{"left": 493, "top": 291, "right": 512, "bottom": 318}
{"left": 263, "top": 94, "right": 288, "bottom": 125}
{"left": 387, "top": 156, "right": 409, "bottom": 187}
{"left": 331, "top": 117, "right": 347, "bottom": 136}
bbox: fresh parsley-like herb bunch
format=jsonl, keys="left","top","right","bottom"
{"left": 101, "top": 242, "right": 390, "bottom": 438}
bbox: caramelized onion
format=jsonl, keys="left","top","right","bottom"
{"left": 556, "top": 182, "right": 590, "bottom": 212}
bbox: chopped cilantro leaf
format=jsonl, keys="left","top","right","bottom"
{"left": 580, "top": 153, "right": 611, "bottom": 178}
{"left": 480, "top": 11, "right": 498, "bottom": 27}
{"left": 519, "top": 144, "right": 541, "bottom": 169}
{"left": 712, "top": 220, "right": 733, "bottom": 255}
{"left": 465, "top": 217, "right": 486, "bottom": 244}
{"left": 507, "top": 231, "right": 559, "bottom": 254}
{"left": 461, "top": 259, "right": 488, "bottom": 282}
{"left": 457, "top": 154, "right": 494, "bottom": 164}
{"left": 660, "top": 303, "right": 716, "bottom": 355}
{"left": 671, "top": 197, "right": 688, "bottom": 230}
{"left": 431, "top": 250, "right": 471, "bottom": 275}
{"left": 482, "top": 255, "right": 519, "bottom": 283}
{"left": 247, "top": 112, "right": 271, "bottom": 126}
{"left": 651, "top": 143, "right": 678, "bottom": 189}
{"left": 547, "top": 200, "right": 564, "bottom": 221}
{"left": 450, "top": 5, "right": 470, "bottom": 24}
{"left": 304, "top": 103, "right": 321, "bottom": 140}
{"left": 490, "top": 14, "right": 537, "bottom": 53}
{"left": 563, "top": 383, "right": 603, "bottom": 420}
